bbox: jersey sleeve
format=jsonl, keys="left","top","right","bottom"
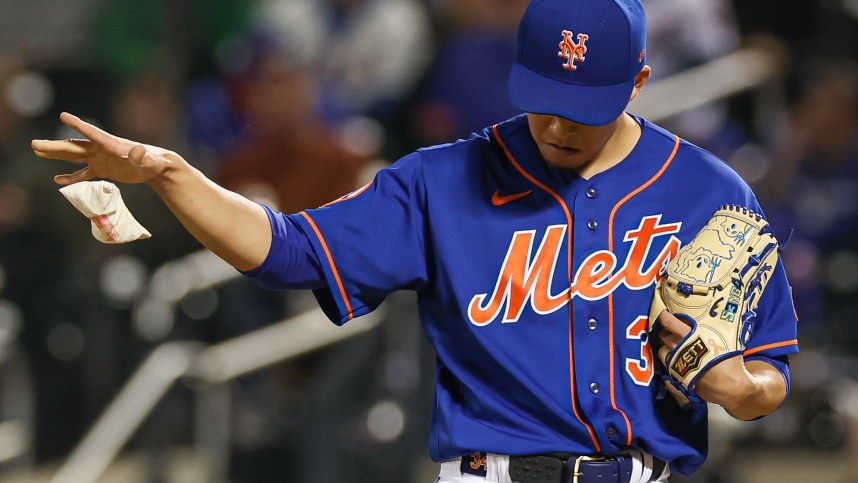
{"left": 241, "top": 205, "right": 327, "bottom": 290}
{"left": 292, "top": 152, "right": 429, "bottom": 325}
{"left": 745, "top": 354, "right": 791, "bottom": 402}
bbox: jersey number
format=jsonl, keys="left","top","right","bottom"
{"left": 625, "top": 316, "right": 653, "bottom": 386}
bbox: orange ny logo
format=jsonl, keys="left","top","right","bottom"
{"left": 558, "top": 30, "right": 589, "bottom": 71}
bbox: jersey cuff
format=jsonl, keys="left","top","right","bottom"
{"left": 745, "top": 354, "right": 791, "bottom": 408}
{"left": 294, "top": 210, "right": 365, "bottom": 325}
{"left": 238, "top": 204, "right": 278, "bottom": 279}
{"left": 742, "top": 339, "right": 798, "bottom": 359}
{"left": 240, "top": 204, "right": 329, "bottom": 290}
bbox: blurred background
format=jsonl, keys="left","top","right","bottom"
{"left": 0, "top": 0, "right": 856, "bottom": 482}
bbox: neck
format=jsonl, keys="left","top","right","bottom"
{"left": 577, "top": 113, "right": 642, "bottom": 179}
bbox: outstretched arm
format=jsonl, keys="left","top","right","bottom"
{"left": 656, "top": 311, "right": 788, "bottom": 420}
{"left": 32, "top": 112, "right": 271, "bottom": 272}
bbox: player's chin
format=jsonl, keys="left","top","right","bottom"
{"left": 542, "top": 143, "right": 586, "bottom": 169}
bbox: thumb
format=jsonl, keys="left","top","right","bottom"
{"left": 128, "top": 144, "right": 170, "bottom": 183}
{"left": 54, "top": 167, "right": 95, "bottom": 186}
{"left": 128, "top": 144, "right": 147, "bottom": 166}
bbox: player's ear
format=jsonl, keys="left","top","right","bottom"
{"left": 628, "top": 65, "right": 651, "bottom": 102}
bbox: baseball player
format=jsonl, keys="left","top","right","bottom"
{"left": 32, "top": 0, "right": 798, "bottom": 481}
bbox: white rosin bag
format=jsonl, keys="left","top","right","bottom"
{"left": 59, "top": 180, "right": 151, "bottom": 243}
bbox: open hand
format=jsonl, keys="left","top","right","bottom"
{"left": 32, "top": 112, "right": 178, "bottom": 186}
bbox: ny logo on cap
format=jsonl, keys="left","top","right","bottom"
{"left": 558, "top": 30, "right": 589, "bottom": 71}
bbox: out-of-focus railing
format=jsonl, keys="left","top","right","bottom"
{"left": 0, "top": 299, "right": 35, "bottom": 479}
{"left": 49, "top": 305, "right": 384, "bottom": 483}
{"left": 629, "top": 38, "right": 788, "bottom": 121}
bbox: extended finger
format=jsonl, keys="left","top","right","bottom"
{"left": 657, "top": 311, "right": 692, "bottom": 337}
{"left": 54, "top": 167, "right": 95, "bottom": 186}
{"left": 32, "top": 139, "right": 93, "bottom": 162}
{"left": 659, "top": 331, "right": 682, "bottom": 350}
{"left": 59, "top": 112, "right": 118, "bottom": 147}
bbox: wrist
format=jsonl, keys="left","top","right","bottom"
{"left": 147, "top": 152, "right": 190, "bottom": 193}
{"left": 697, "top": 359, "right": 788, "bottom": 420}
{"left": 694, "top": 358, "right": 757, "bottom": 412}
{"left": 715, "top": 369, "right": 759, "bottom": 416}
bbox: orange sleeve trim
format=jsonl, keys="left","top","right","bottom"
{"left": 606, "top": 135, "right": 681, "bottom": 447}
{"left": 743, "top": 339, "right": 798, "bottom": 357}
{"left": 321, "top": 180, "right": 375, "bottom": 208}
{"left": 299, "top": 211, "right": 355, "bottom": 320}
{"left": 493, "top": 124, "right": 602, "bottom": 453}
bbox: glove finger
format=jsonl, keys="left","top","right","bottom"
{"left": 657, "top": 345, "right": 671, "bottom": 367}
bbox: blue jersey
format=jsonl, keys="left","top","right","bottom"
{"left": 252, "top": 114, "right": 798, "bottom": 474}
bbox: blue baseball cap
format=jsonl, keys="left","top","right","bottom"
{"left": 509, "top": 0, "right": 647, "bottom": 126}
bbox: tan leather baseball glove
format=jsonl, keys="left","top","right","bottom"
{"left": 650, "top": 204, "right": 780, "bottom": 403}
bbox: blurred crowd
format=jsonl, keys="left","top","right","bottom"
{"left": 0, "top": 0, "right": 857, "bottom": 482}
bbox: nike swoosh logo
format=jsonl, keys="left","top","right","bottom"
{"left": 492, "top": 189, "right": 533, "bottom": 206}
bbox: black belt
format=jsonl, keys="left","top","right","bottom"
{"left": 459, "top": 452, "right": 667, "bottom": 483}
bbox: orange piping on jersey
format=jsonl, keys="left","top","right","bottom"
{"left": 606, "top": 135, "right": 681, "bottom": 446}
{"left": 299, "top": 211, "right": 355, "bottom": 320}
{"left": 743, "top": 339, "right": 798, "bottom": 357}
{"left": 321, "top": 180, "right": 375, "bottom": 208}
{"left": 492, "top": 124, "right": 602, "bottom": 453}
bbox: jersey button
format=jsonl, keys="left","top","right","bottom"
{"left": 587, "top": 219, "right": 598, "bottom": 230}
{"left": 589, "top": 382, "right": 600, "bottom": 394}
{"left": 585, "top": 187, "right": 597, "bottom": 199}
{"left": 606, "top": 427, "right": 617, "bottom": 439}
{"left": 587, "top": 318, "right": 598, "bottom": 330}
